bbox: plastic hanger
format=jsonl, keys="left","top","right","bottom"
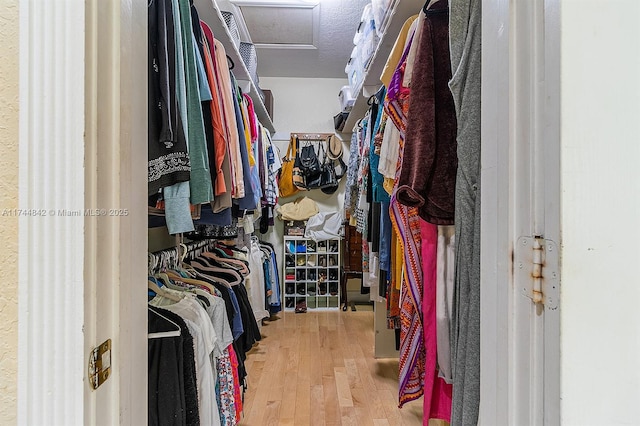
{"left": 424, "top": 0, "right": 447, "bottom": 14}
{"left": 177, "top": 243, "right": 198, "bottom": 278}
{"left": 423, "top": 0, "right": 436, "bottom": 12}
{"left": 148, "top": 277, "right": 182, "bottom": 302}
{"left": 165, "top": 270, "right": 217, "bottom": 295}
{"left": 148, "top": 306, "right": 182, "bottom": 339}
{"left": 201, "top": 251, "right": 250, "bottom": 276}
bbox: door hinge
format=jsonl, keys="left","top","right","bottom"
{"left": 515, "top": 236, "right": 559, "bottom": 309}
{"left": 88, "top": 339, "right": 111, "bottom": 390}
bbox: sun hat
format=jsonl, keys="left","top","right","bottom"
{"left": 326, "top": 134, "right": 343, "bottom": 160}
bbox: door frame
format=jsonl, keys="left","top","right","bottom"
{"left": 480, "top": 0, "right": 561, "bottom": 424}
{"left": 17, "top": 0, "right": 563, "bottom": 423}
{"left": 18, "top": 0, "right": 148, "bottom": 424}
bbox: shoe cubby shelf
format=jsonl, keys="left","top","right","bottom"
{"left": 283, "top": 236, "right": 341, "bottom": 311}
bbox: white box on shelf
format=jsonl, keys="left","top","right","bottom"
{"left": 338, "top": 85, "right": 355, "bottom": 112}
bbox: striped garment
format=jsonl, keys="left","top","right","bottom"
{"left": 389, "top": 118, "right": 426, "bottom": 407}
{"left": 391, "top": 192, "right": 426, "bottom": 407}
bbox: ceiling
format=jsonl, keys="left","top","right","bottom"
{"left": 224, "top": 0, "right": 371, "bottom": 78}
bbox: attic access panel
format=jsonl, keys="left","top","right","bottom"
{"left": 236, "top": 2, "right": 320, "bottom": 49}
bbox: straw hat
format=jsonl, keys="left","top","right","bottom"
{"left": 326, "top": 134, "right": 343, "bottom": 160}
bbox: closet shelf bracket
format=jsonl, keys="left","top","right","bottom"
{"left": 515, "top": 236, "right": 560, "bottom": 310}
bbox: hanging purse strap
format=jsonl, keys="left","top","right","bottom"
{"left": 319, "top": 139, "right": 328, "bottom": 165}
{"left": 285, "top": 136, "right": 297, "bottom": 161}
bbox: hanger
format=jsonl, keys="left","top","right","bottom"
{"left": 148, "top": 277, "right": 182, "bottom": 302}
{"left": 424, "top": 0, "right": 447, "bottom": 14}
{"left": 148, "top": 306, "right": 182, "bottom": 339}
{"left": 164, "top": 270, "right": 212, "bottom": 293}
{"left": 200, "top": 251, "right": 250, "bottom": 276}
{"left": 226, "top": 55, "right": 235, "bottom": 70}
{"left": 423, "top": 0, "right": 435, "bottom": 12}
{"left": 177, "top": 243, "right": 198, "bottom": 278}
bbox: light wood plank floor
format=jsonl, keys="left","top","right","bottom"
{"left": 239, "top": 310, "right": 443, "bottom": 426}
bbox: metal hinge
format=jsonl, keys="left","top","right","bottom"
{"left": 88, "top": 339, "right": 112, "bottom": 390}
{"left": 515, "top": 236, "right": 560, "bottom": 309}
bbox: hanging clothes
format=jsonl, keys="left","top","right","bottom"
{"left": 175, "top": 0, "right": 214, "bottom": 205}
{"left": 448, "top": 0, "right": 482, "bottom": 423}
{"left": 385, "top": 11, "right": 426, "bottom": 410}
{"left": 395, "top": 0, "right": 457, "bottom": 226}
{"left": 150, "top": 293, "right": 222, "bottom": 426}
{"left": 436, "top": 225, "right": 456, "bottom": 384}
{"left": 148, "top": 0, "right": 191, "bottom": 195}
{"left": 420, "top": 220, "right": 453, "bottom": 422}
{"left": 247, "top": 238, "right": 270, "bottom": 323}
{"left": 148, "top": 306, "right": 200, "bottom": 426}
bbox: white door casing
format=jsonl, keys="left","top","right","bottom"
{"left": 18, "top": 1, "right": 86, "bottom": 424}
{"left": 84, "top": 0, "right": 148, "bottom": 424}
{"left": 480, "top": 0, "right": 561, "bottom": 424}
{"left": 18, "top": 0, "right": 148, "bottom": 424}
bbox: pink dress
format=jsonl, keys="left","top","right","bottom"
{"left": 420, "top": 219, "right": 453, "bottom": 423}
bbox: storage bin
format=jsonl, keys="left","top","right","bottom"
{"left": 284, "top": 220, "right": 307, "bottom": 237}
{"left": 348, "top": 59, "right": 364, "bottom": 94}
{"left": 220, "top": 11, "right": 241, "bottom": 49}
{"left": 358, "top": 30, "right": 379, "bottom": 70}
{"left": 338, "top": 85, "right": 355, "bottom": 112}
{"left": 239, "top": 42, "right": 259, "bottom": 84}
{"left": 371, "top": 0, "right": 392, "bottom": 37}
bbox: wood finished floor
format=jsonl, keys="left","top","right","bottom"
{"left": 238, "top": 310, "right": 438, "bottom": 426}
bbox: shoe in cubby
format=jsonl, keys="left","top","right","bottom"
{"left": 296, "top": 283, "right": 306, "bottom": 296}
{"left": 307, "top": 283, "right": 317, "bottom": 296}
{"left": 329, "top": 282, "right": 338, "bottom": 296}
{"left": 308, "top": 269, "right": 317, "bottom": 281}
{"left": 285, "top": 283, "right": 295, "bottom": 295}
{"left": 329, "top": 269, "right": 338, "bottom": 281}
{"left": 296, "top": 269, "right": 306, "bottom": 281}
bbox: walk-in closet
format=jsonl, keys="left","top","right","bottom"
{"left": 146, "top": 0, "right": 478, "bottom": 424}
{"left": 10, "top": 0, "right": 640, "bottom": 425}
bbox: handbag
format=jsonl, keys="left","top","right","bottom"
{"left": 292, "top": 138, "right": 307, "bottom": 190}
{"left": 298, "top": 141, "right": 322, "bottom": 178}
{"left": 303, "top": 142, "right": 334, "bottom": 191}
{"left": 278, "top": 137, "right": 300, "bottom": 198}
{"left": 318, "top": 143, "right": 339, "bottom": 193}
{"left": 319, "top": 160, "right": 338, "bottom": 190}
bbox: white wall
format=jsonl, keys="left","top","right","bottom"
{"left": 258, "top": 77, "right": 350, "bottom": 272}
{"left": 560, "top": 1, "right": 640, "bottom": 424}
